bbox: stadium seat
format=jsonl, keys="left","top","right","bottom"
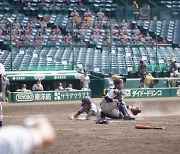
{"left": 93, "top": 49, "right": 102, "bottom": 73}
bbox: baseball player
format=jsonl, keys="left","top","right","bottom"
{"left": 55, "top": 83, "right": 64, "bottom": 91}
{"left": 0, "top": 63, "right": 5, "bottom": 127}
{"left": 1, "top": 75, "right": 10, "bottom": 102}
{"left": 16, "top": 84, "right": 31, "bottom": 92}
{"left": 32, "top": 79, "right": 44, "bottom": 91}
{"left": 0, "top": 115, "right": 55, "bottom": 154}
{"left": 100, "top": 79, "right": 139, "bottom": 120}
{"left": 70, "top": 97, "right": 105, "bottom": 120}
{"left": 80, "top": 69, "right": 90, "bottom": 90}
{"left": 0, "top": 101, "right": 2, "bottom": 127}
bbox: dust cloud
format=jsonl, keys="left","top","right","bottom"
{"left": 132, "top": 100, "right": 180, "bottom": 117}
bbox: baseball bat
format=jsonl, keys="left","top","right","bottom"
{"left": 135, "top": 125, "right": 165, "bottom": 130}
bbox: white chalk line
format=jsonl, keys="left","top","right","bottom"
{"left": 108, "top": 120, "right": 180, "bottom": 126}
{"left": 55, "top": 127, "right": 109, "bottom": 131}
{"left": 4, "top": 115, "right": 180, "bottom": 127}
{"left": 58, "top": 119, "right": 180, "bottom": 127}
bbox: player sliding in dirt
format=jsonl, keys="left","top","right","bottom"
{"left": 100, "top": 79, "right": 141, "bottom": 120}
{"left": 70, "top": 97, "right": 106, "bottom": 120}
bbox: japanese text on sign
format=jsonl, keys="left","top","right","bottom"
{"left": 130, "top": 89, "right": 162, "bottom": 97}
{"left": 34, "top": 93, "right": 52, "bottom": 101}
{"left": 54, "top": 91, "right": 90, "bottom": 100}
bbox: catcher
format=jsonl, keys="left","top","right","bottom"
{"left": 100, "top": 79, "right": 141, "bottom": 120}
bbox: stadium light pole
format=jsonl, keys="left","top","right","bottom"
{"left": 154, "top": 16, "right": 158, "bottom": 78}
{"left": 7, "top": 17, "right": 13, "bottom": 71}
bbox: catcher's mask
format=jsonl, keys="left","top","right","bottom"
{"left": 81, "top": 97, "right": 91, "bottom": 106}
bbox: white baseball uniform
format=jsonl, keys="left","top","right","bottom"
{"left": 0, "top": 125, "right": 42, "bottom": 154}
{"left": 80, "top": 75, "right": 90, "bottom": 89}
{"left": 74, "top": 102, "right": 102, "bottom": 119}
{"left": 0, "top": 102, "right": 2, "bottom": 122}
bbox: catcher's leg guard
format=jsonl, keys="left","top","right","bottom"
{"left": 124, "top": 115, "right": 135, "bottom": 120}
{"left": 118, "top": 101, "right": 129, "bottom": 116}
{"left": 119, "top": 102, "right": 135, "bottom": 120}
{"left": 119, "top": 112, "right": 124, "bottom": 119}
{"left": 0, "top": 121, "right": 2, "bottom": 127}
{"left": 100, "top": 111, "right": 106, "bottom": 119}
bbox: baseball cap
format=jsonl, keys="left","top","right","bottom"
{"left": 68, "top": 84, "right": 72, "bottom": 88}
{"left": 81, "top": 97, "right": 91, "bottom": 106}
{"left": 59, "top": 83, "right": 62, "bottom": 86}
{"left": 83, "top": 69, "right": 88, "bottom": 72}
{"left": 21, "top": 84, "right": 27, "bottom": 88}
{"left": 114, "top": 79, "right": 123, "bottom": 85}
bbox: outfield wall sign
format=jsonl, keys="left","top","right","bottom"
{"left": 104, "top": 88, "right": 180, "bottom": 98}
{"left": 124, "top": 89, "right": 170, "bottom": 98}
{"left": 12, "top": 90, "right": 91, "bottom": 103}
{"left": 170, "top": 88, "right": 180, "bottom": 97}
{"left": 6, "top": 71, "right": 82, "bottom": 81}
{"left": 8, "top": 74, "right": 81, "bottom": 81}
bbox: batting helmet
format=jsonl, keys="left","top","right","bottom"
{"left": 81, "top": 97, "right": 91, "bottom": 106}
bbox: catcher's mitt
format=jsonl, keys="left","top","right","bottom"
{"left": 130, "top": 107, "right": 141, "bottom": 115}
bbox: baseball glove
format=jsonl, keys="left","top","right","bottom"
{"left": 130, "top": 107, "right": 141, "bottom": 115}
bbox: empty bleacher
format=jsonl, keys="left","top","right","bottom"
{"left": 0, "top": 45, "right": 179, "bottom": 76}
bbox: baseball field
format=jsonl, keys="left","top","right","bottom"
{"left": 2, "top": 97, "right": 180, "bottom": 154}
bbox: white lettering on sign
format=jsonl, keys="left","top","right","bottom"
{"left": 124, "top": 90, "right": 131, "bottom": 97}
{"left": 34, "top": 75, "right": 45, "bottom": 80}
{"left": 54, "top": 75, "right": 66, "bottom": 80}
{"left": 16, "top": 93, "right": 34, "bottom": 102}
{"left": 75, "top": 74, "right": 81, "bottom": 79}
{"left": 54, "top": 91, "right": 90, "bottom": 100}
{"left": 12, "top": 76, "right": 26, "bottom": 80}
{"left": 176, "top": 89, "right": 180, "bottom": 97}
{"left": 128, "top": 89, "right": 163, "bottom": 98}
{"left": 34, "top": 93, "right": 52, "bottom": 101}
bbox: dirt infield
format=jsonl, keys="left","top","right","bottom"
{"left": 2, "top": 97, "right": 180, "bottom": 154}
